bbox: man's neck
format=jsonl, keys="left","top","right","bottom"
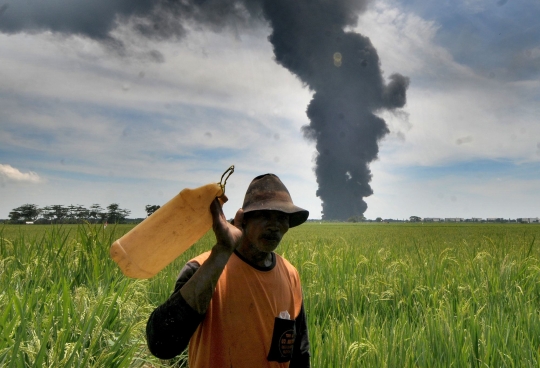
{"left": 236, "top": 244, "right": 274, "bottom": 269}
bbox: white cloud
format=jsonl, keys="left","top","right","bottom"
{"left": 0, "top": 164, "right": 43, "bottom": 184}
{"left": 365, "top": 160, "right": 540, "bottom": 219}
{"left": 353, "top": 0, "right": 540, "bottom": 168}
{"left": 0, "top": 25, "right": 310, "bottom": 122}
{"left": 0, "top": 26, "right": 321, "bottom": 218}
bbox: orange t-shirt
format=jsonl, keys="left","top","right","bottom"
{"left": 187, "top": 251, "right": 303, "bottom": 368}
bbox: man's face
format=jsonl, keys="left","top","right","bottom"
{"left": 243, "top": 210, "right": 290, "bottom": 253}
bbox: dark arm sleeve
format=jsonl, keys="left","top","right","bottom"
{"left": 146, "top": 261, "right": 204, "bottom": 360}
{"left": 290, "top": 301, "right": 311, "bottom": 368}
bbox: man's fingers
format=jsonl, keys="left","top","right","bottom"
{"left": 210, "top": 198, "right": 224, "bottom": 224}
{"left": 210, "top": 200, "right": 242, "bottom": 251}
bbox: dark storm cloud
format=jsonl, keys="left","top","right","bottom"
{"left": 0, "top": 0, "right": 258, "bottom": 40}
{"left": 0, "top": 0, "right": 409, "bottom": 220}
{"left": 0, "top": 4, "right": 8, "bottom": 17}
{"left": 0, "top": 0, "right": 154, "bottom": 38}
{"left": 129, "top": 0, "right": 261, "bottom": 41}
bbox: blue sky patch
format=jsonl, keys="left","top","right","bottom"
{"left": 402, "top": 159, "right": 540, "bottom": 181}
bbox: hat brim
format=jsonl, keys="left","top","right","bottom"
{"left": 243, "top": 201, "right": 309, "bottom": 228}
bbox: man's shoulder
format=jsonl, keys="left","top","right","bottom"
{"left": 275, "top": 253, "right": 300, "bottom": 276}
{"left": 275, "top": 254, "right": 303, "bottom": 299}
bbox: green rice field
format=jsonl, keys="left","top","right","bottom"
{"left": 1, "top": 222, "right": 540, "bottom": 367}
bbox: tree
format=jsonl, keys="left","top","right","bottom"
{"left": 375, "top": 217, "right": 382, "bottom": 222}
{"left": 145, "top": 205, "right": 161, "bottom": 217}
{"left": 347, "top": 215, "right": 366, "bottom": 223}
{"left": 99, "top": 211, "right": 109, "bottom": 223}
{"left": 89, "top": 204, "right": 104, "bottom": 223}
{"left": 52, "top": 205, "right": 68, "bottom": 222}
{"left": 74, "top": 205, "right": 89, "bottom": 222}
{"left": 66, "top": 205, "right": 78, "bottom": 222}
{"left": 8, "top": 210, "right": 22, "bottom": 223}
{"left": 107, "top": 203, "right": 131, "bottom": 223}
{"left": 40, "top": 206, "right": 55, "bottom": 223}
{"left": 410, "top": 216, "right": 422, "bottom": 222}
{"left": 10, "top": 204, "right": 40, "bottom": 222}
{"left": 41, "top": 205, "right": 69, "bottom": 223}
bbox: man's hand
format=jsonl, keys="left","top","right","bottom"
{"left": 210, "top": 198, "right": 243, "bottom": 253}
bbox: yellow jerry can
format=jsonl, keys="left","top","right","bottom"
{"left": 110, "top": 166, "right": 234, "bottom": 279}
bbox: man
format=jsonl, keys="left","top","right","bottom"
{"left": 146, "top": 173, "right": 311, "bottom": 367}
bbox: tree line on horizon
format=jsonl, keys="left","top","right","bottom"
{"left": 6, "top": 204, "right": 161, "bottom": 224}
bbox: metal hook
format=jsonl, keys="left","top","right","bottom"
{"left": 219, "top": 165, "right": 235, "bottom": 195}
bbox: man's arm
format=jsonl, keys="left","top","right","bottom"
{"left": 178, "top": 199, "right": 243, "bottom": 314}
{"left": 146, "top": 262, "right": 202, "bottom": 359}
{"left": 290, "top": 301, "right": 311, "bottom": 368}
{"left": 146, "top": 199, "right": 244, "bottom": 359}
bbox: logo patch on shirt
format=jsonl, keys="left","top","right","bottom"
{"left": 279, "top": 329, "right": 295, "bottom": 356}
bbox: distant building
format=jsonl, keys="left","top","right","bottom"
{"left": 518, "top": 218, "right": 539, "bottom": 223}
{"left": 424, "top": 218, "right": 443, "bottom": 222}
{"left": 445, "top": 218, "right": 464, "bottom": 222}
{"left": 471, "top": 218, "right": 483, "bottom": 222}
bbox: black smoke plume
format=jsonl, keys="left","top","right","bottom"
{"left": 262, "top": 0, "right": 409, "bottom": 220}
{"left": 0, "top": 0, "right": 409, "bottom": 220}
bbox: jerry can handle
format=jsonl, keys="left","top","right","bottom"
{"left": 219, "top": 165, "right": 235, "bottom": 196}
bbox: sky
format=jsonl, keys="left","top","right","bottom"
{"left": 1, "top": 0, "right": 539, "bottom": 220}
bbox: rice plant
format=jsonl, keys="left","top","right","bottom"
{"left": 282, "top": 223, "right": 540, "bottom": 367}
{"left": 1, "top": 222, "right": 540, "bottom": 367}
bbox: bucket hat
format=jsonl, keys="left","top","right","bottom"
{"left": 242, "top": 174, "right": 309, "bottom": 228}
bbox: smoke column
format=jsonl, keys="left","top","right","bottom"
{"left": 261, "top": 0, "right": 409, "bottom": 220}
{"left": 0, "top": 0, "right": 409, "bottom": 220}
